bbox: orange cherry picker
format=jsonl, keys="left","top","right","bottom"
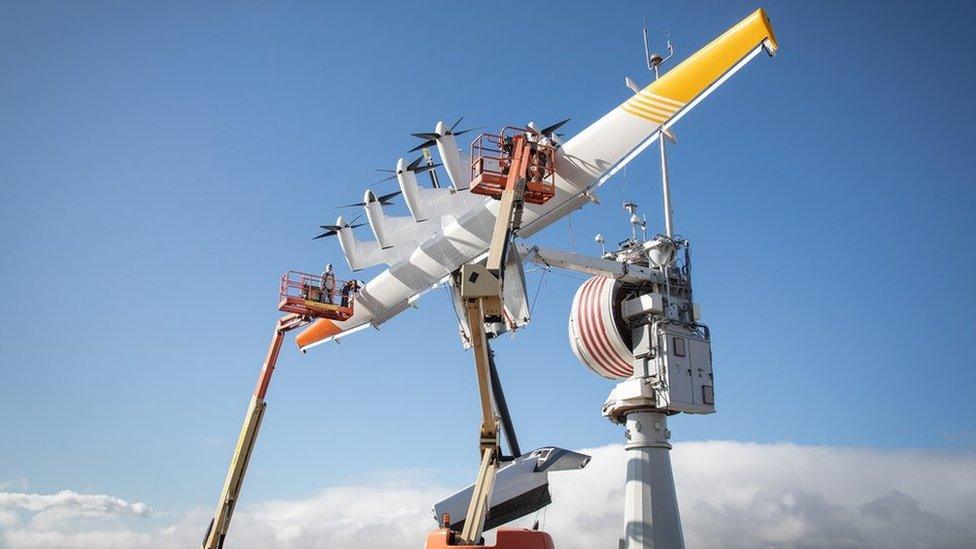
{"left": 470, "top": 126, "right": 558, "bottom": 277}
{"left": 424, "top": 127, "right": 559, "bottom": 549}
{"left": 201, "top": 271, "right": 357, "bottom": 549}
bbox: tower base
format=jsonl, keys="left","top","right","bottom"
{"left": 604, "top": 380, "right": 685, "bottom": 549}
{"left": 619, "top": 409, "right": 684, "bottom": 549}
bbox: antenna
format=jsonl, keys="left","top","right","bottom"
{"left": 623, "top": 202, "right": 640, "bottom": 242}
{"left": 642, "top": 20, "right": 677, "bottom": 237}
{"left": 642, "top": 21, "right": 653, "bottom": 71}
{"left": 643, "top": 21, "right": 674, "bottom": 78}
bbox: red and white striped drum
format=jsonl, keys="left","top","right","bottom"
{"left": 568, "top": 276, "right": 635, "bottom": 379}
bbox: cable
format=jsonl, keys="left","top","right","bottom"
{"left": 529, "top": 269, "right": 548, "bottom": 314}
{"left": 567, "top": 213, "right": 577, "bottom": 253}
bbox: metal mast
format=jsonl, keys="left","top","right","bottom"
{"left": 611, "top": 26, "right": 685, "bottom": 549}
{"left": 645, "top": 27, "right": 676, "bottom": 239}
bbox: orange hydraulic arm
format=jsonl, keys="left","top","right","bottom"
{"left": 486, "top": 135, "right": 532, "bottom": 275}
{"left": 505, "top": 134, "right": 534, "bottom": 190}
{"left": 202, "top": 313, "right": 308, "bottom": 549}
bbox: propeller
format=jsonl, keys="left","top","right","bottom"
{"left": 314, "top": 214, "right": 364, "bottom": 240}
{"left": 338, "top": 190, "right": 402, "bottom": 208}
{"left": 375, "top": 156, "right": 442, "bottom": 183}
{"left": 526, "top": 118, "right": 571, "bottom": 138}
{"left": 408, "top": 116, "right": 485, "bottom": 152}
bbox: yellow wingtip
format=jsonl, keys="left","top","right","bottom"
{"left": 755, "top": 8, "right": 779, "bottom": 54}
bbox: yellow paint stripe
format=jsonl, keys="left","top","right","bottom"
{"left": 629, "top": 106, "right": 668, "bottom": 123}
{"left": 622, "top": 104, "right": 667, "bottom": 124}
{"left": 632, "top": 94, "right": 680, "bottom": 110}
{"left": 628, "top": 95, "right": 674, "bottom": 110}
{"left": 622, "top": 103, "right": 667, "bottom": 123}
{"left": 641, "top": 92, "right": 684, "bottom": 107}
{"left": 628, "top": 96, "right": 677, "bottom": 117}
{"left": 625, "top": 103, "right": 672, "bottom": 122}
{"left": 625, "top": 99, "right": 672, "bottom": 116}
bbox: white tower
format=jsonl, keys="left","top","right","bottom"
{"left": 604, "top": 379, "right": 685, "bottom": 549}
{"left": 565, "top": 225, "right": 712, "bottom": 548}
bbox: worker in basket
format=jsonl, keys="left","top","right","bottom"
{"left": 499, "top": 135, "right": 514, "bottom": 176}
{"left": 321, "top": 263, "right": 336, "bottom": 304}
{"left": 339, "top": 279, "right": 359, "bottom": 307}
{"left": 527, "top": 146, "right": 549, "bottom": 185}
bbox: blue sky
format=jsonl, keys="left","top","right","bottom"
{"left": 1, "top": 0, "right": 973, "bottom": 528}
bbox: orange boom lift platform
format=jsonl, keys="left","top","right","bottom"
{"left": 470, "top": 127, "right": 556, "bottom": 206}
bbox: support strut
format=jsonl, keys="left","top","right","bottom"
{"left": 487, "top": 345, "right": 521, "bottom": 459}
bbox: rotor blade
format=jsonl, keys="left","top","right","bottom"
{"left": 413, "top": 162, "right": 442, "bottom": 174}
{"left": 539, "top": 118, "right": 570, "bottom": 136}
{"left": 317, "top": 219, "right": 365, "bottom": 238}
{"left": 408, "top": 139, "right": 436, "bottom": 153}
{"left": 375, "top": 168, "right": 396, "bottom": 173}
{"left": 450, "top": 116, "right": 463, "bottom": 132}
{"left": 452, "top": 126, "right": 486, "bottom": 137}
{"left": 348, "top": 213, "right": 363, "bottom": 225}
{"left": 377, "top": 190, "right": 402, "bottom": 204}
{"left": 375, "top": 173, "right": 398, "bottom": 183}
{"left": 338, "top": 201, "right": 366, "bottom": 208}
{"left": 411, "top": 132, "right": 440, "bottom": 140}
{"left": 407, "top": 156, "right": 425, "bottom": 171}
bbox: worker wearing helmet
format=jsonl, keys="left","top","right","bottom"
{"left": 321, "top": 263, "right": 336, "bottom": 304}
{"left": 500, "top": 135, "right": 514, "bottom": 175}
{"left": 339, "top": 278, "right": 361, "bottom": 308}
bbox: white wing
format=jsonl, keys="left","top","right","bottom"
{"left": 297, "top": 9, "right": 778, "bottom": 350}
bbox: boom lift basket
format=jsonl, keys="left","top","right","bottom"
{"left": 278, "top": 270, "right": 357, "bottom": 321}
{"left": 470, "top": 127, "right": 556, "bottom": 205}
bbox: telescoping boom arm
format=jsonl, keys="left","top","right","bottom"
{"left": 202, "top": 313, "right": 308, "bottom": 549}
{"left": 452, "top": 138, "right": 543, "bottom": 544}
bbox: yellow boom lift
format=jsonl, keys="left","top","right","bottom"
{"left": 425, "top": 127, "right": 559, "bottom": 548}
{"left": 202, "top": 272, "right": 358, "bottom": 549}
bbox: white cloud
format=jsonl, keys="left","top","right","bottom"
{"left": 1, "top": 441, "right": 973, "bottom": 548}
{"left": 0, "top": 489, "right": 153, "bottom": 546}
{"left": 0, "top": 491, "right": 151, "bottom": 519}
{"left": 540, "top": 441, "right": 976, "bottom": 549}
